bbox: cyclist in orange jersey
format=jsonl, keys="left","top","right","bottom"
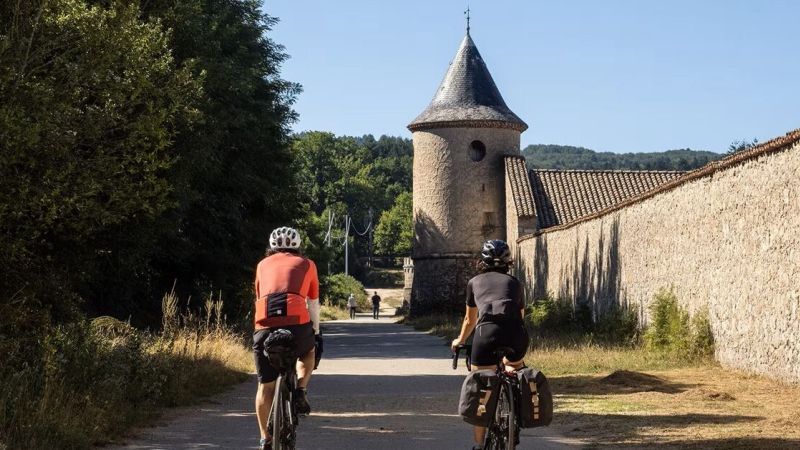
{"left": 253, "top": 226, "right": 321, "bottom": 450}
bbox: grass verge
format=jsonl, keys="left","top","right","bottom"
{"left": 320, "top": 304, "right": 350, "bottom": 321}
{"left": 405, "top": 294, "right": 800, "bottom": 448}
{"left": 0, "top": 292, "right": 250, "bottom": 450}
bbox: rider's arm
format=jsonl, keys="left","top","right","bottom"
{"left": 306, "top": 260, "right": 321, "bottom": 335}
{"left": 451, "top": 280, "right": 479, "bottom": 350}
{"left": 454, "top": 306, "right": 478, "bottom": 346}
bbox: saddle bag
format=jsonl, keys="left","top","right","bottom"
{"left": 516, "top": 367, "right": 553, "bottom": 428}
{"left": 264, "top": 328, "right": 295, "bottom": 371}
{"left": 458, "top": 369, "right": 500, "bottom": 427}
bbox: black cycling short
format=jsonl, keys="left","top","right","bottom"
{"left": 471, "top": 320, "right": 529, "bottom": 367}
{"left": 253, "top": 322, "right": 315, "bottom": 383}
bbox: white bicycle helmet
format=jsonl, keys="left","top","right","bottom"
{"left": 269, "top": 226, "right": 302, "bottom": 250}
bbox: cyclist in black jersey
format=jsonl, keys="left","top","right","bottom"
{"left": 451, "top": 239, "right": 529, "bottom": 450}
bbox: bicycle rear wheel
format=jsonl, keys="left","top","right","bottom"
{"left": 487, "top": 382, "right": 516, "bottom": 450}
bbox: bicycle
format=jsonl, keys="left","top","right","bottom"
{"left": 265, "top": 332, "right": 301, "bottom": 450}
{"left": 453, "top": 344, "right": 521, "bottom": 450}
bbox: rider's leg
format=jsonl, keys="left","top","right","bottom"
{"left": 255, "top": 381, "right": 276, "bottom": 439}
{"left": 296, "top": 347, "right": 315, "bottom": 389}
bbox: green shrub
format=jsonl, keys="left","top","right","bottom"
{"left": 690, "top": 308, "right": 715, "bottom": 357}
{"left": 644, "top": 289, "right": 714, "bottom": 357}
{"left": 527, "top": 295, "right": 573, "bottom": 333}
{"left": 594, "top": 305, "right": 640, "bottom": 345}
{"left": 321, "top": 274, "right": 368, "bottom": 310}
{"left": 526, "top": 294, "right": 638, "bottom": 345}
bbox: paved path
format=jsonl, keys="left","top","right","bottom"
{"left": 113, "top": 313, "right": 581, "bottom": 449}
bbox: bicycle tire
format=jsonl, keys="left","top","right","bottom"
{"left": 504, "top": 383, "right": 517, "bottom": 450}
{"left": 270, "top": 376, "right": 297, "bottom": 450}
{"left": 270, "top": 376, "right": 285, "bottom": 450}
{"left": 487, "top": 381, "right": 516, "bottom": 450}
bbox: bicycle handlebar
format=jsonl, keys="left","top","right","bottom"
{"left": 452, "top": 344, "right": 472, "bottom": 371}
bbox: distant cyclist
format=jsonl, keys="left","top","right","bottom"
{"left": 450, "top": 239, "right": 529, "bottom": 450}
{"left": 253, "top": 226, "right": 321, "bottom": 450}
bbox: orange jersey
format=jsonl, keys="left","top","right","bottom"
{"left": 254, "top": 252, "right": 319, "bottom": 330}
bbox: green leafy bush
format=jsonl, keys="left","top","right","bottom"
{"left": 526, "top": 294, "right": 639, "bottom": 344}
{"left": 321, "top": 274, "right": 368, "bottom": 310}
{"left": 527, "top": 295, "right": 574, "bottom": 333}
{"left": 644, "top": 289, "right": 714, "bottom": 357}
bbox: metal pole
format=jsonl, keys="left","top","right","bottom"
{"left": 344, "top": 214, "right": 350, "bottom": 276}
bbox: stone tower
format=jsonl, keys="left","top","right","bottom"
{"left": 407, "top": 31, "right": 528, "bottom": 315}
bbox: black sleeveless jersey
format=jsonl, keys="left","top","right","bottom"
{"left": 466, "top": 271, "right": 524, "bottom": 324}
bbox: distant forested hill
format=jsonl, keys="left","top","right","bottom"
{"left": 522, "top": 144, "right": 722, "bottom": 171}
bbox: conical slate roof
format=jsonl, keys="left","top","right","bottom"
{"left": 408, "top": 33, "right": 528, "bottom": 132}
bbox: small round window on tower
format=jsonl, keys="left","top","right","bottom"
{"left": 469, "top": 140, "right": 486, "bottom": 162}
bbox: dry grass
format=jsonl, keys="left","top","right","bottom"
{"left": 554, "top": 367, "right": 800, "bottom": 449}
{"left": 406, "top": 313, "right": 800, "bottom": 448}
{"left": 0, "top": 291, "right": 251, "bottom": 450}
{"left": 320, "top": 304, "right": 350, "bottom": 321}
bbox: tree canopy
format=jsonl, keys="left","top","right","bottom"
{"left": 523, "top": 144, "right": 721, "bottom": 171}
{"left": 0, "top": 0, "right": 300, "bottom": 329}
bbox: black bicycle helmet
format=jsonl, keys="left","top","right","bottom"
{"left": 480, "top": 239, "right": 512, "bottom": 267}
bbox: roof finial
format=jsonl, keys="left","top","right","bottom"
{"left": 465, "top": 5, "right": 471, "bottom": 35}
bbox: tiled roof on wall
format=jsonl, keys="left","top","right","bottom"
{"left": 519, "top": 127, "right": 800, "bottom": 238}
{"left": 505, "top": 156, "right": 536, "bottom": 218}
{"left": 530, "top": 169, "right": 685, "bottom": 229}
{"left": 408, "top": 33, "right": 527, "bottom": 132}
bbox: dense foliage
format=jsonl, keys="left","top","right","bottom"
{"left": 321, "top": 273, "right": 369, "bottom": 310}
{"left": 523, "top": 144, "right": 721, "bottom": 170}
{"left": 374, "top": 191, "right": 413, "bottom": 255}
{"left": 290, "top": 132, "right": 412, "bottom": 276}
{"left": 1, "top": 1, "right": 298, "bottom": 446}
{"left": 0, "top": 0, "right": 299, "bottom": 330}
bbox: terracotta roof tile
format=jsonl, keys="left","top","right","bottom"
{"left": 504, "top": 156, "right": 536, "bottom": 218}
{"left": 529, "top": 169, "right": 685, "bottom": 229}
{"left": 516, "top": 127, "right": 800, "bottom": 240}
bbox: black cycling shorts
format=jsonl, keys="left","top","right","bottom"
{"left": 253, "top": 322, "right": 315, "bottom": 383}
{"left": 471, "top": 321, "right": 529, "bottom": 367}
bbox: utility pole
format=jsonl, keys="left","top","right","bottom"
{"left": 367, "top": 207, "right": 373, "bottom": 269}
{"left": 344, "top": 214, "right": 350, "bottom": 276}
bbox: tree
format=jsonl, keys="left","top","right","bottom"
{"left": 0, "top": 0, "right": 199, "bottom": 322}
{"left": 727, "top": 138, "right": 759, "bottom": 155}
{"left": 134, "top": 0, "right": 302, "bottom": 321}
{"left": 374, "top": 191, "right": 412, "bottom": 256}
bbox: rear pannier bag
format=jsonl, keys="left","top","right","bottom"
{"left": 516, "top": 367, "right": 553, "bottom": 428}
{"left": 458, "top": 369, "right": 500, "bottom": 427}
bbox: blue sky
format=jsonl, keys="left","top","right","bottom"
{"left": 266, "top": 0, "right": 800, "bottom": 153}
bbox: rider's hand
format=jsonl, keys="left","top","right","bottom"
{"left": 450, "top": 338, "right": 463, "bottom": 353}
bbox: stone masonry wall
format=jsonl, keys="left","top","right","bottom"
{"left": 517, "top": 141, "right": 800, "bottom": 382}
{"left": 410, "top": 126, "right": 520, "bottom": 314}
{"left": 412, "top": 127, "right": 519, "bottom": 256}
{"left": 410, "top": 257, "right": 476, "bottom": 315}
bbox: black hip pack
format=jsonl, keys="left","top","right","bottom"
{"left": 516, "top": 367, "right": 553, "bottom": 428}
{"left": 458, "top": 369, "right": 500, "bottom": 427}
